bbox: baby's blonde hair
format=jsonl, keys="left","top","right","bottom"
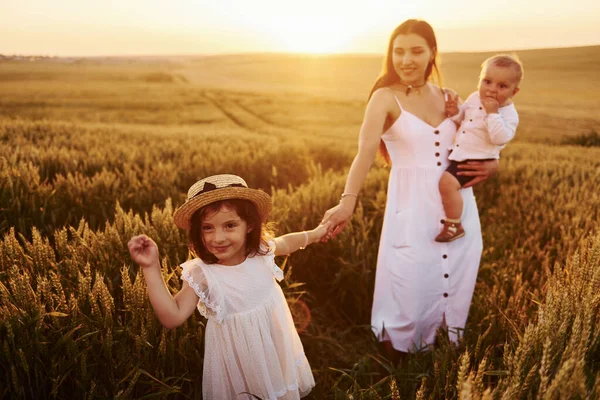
{"left": 481, "top": 54, "right": 524, "bottom": 85}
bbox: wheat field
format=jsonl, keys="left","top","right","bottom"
{"left": 1, "top": 45, "right": 600, "bottom": 399}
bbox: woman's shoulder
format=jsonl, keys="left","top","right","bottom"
{"left": 369, "top": 87, "right": 401, "bottom": 111}
{"left": 372, "top": 86, "right": 394, "bottom": 95}
{"left": 374, "top": 85, "right": 411, "bottom": 98}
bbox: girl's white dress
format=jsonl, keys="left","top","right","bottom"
{"left": 180, "top": 242, "right": 315, "bottom": 400}
{"left": 371, "top": 93, "right": 483, "bottom": 352}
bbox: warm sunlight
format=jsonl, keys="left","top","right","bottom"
{"left": 281, "top": 30, "right": 348, "bottom": 55}
{"left": 0, "top": 0, "right": 599, "bottom": 55}
{"left": 256, "top": 16, "right": 354, "bottom": 54}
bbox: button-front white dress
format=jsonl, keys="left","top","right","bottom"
{"left": 371, "top": 94, "right": 483, "bottom": 352}
{"left": 180, "top": 242, "right": 315, "bottom": 399}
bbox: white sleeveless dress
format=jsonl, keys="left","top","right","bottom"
{"left": 180, "top": 242, "right": 315, "bottom": 399}
{"left": 371, "top": 93, "right": 483, "bottom": 352}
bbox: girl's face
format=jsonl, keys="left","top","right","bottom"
{"left": 392, "top": 33, "right": 433, "bottom": 86}
{"left": 201, "top": 205, "right": 250, "bottom": 266}
{"left": 478, "top": 63, "right": 520, "bottom": 107}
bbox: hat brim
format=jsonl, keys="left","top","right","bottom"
{"left": 173, "top": 187, "right": 272, "bottom": 230}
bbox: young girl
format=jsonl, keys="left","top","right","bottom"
{"left": 128, "top": 174, "right": 328, "bottom": 399}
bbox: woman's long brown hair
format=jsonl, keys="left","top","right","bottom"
{"left": 369, "top": 19, "right": 443, "bottom": 164}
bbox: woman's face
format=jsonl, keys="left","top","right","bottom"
{"left": 392, "top": 33, "right": 433, "bottom": 85}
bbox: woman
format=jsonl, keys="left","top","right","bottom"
{"left": 321, "top": 19, "right": 497, "bottom": 359}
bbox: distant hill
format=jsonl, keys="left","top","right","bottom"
{"left": 2, "top": 45, "right": 598, "bottom": 121}
{"left": 175, "top": 45, "right": 600, "bottom": 105}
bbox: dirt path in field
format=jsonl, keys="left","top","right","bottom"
{"left": 201, "top": 90, "right": 355, "bottom": 143}
{"left": 202, "top": 91, "right": 298, "bottom": 137}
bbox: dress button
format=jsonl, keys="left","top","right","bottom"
{"left": 434, "top": 129, "right": 440, "bottom": 134}
{"left": 435, "top": 142, "right": 440, "bottom": 146}
{"left": 444, "top": 274, "right": 449, "bottom": 278}
{"left": 443, "top": 254, "right": 448, "bottom": 259}
{"left": 462, "top": 131, "right": 465, "bottom": 134}
{"left": 469, "top": 119, "right": 472, "bottom": 122}
{"left": 440, "top": 219, "right": 445, "bottom": 224}
{"left": 435, "top": 152, "right": 440, "bottom": 157}
{"left": 437, "top": 162, "right": 442, "bottom": 166}
{"left": 479, "top": 107, "right": 483, "bottom": 110}
{"left": 443, "top": 293, "right": 448, "bottom": 297}
{"left": 456, "top": 144, "right": 459, "bottom": 147}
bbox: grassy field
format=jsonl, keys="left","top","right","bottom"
{"left": 1, "top": 45, "right": 600, "bottom": 399}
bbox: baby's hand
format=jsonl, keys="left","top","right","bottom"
{"left": 481, "top": 97, "right": 500, "bottom": 114}
{"left": 445, "top": 91, "right": 460, "bottom": 117}
{"left": 128, "top": 235, "right": 160, "bottom": 269}
{"left": 311, "top": 221, "right": 332, "bottom": 243}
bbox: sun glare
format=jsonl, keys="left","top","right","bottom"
{"left": 260, "top": 16, "right": 353, "bottom": 55}
{"left": 283, "top": 31, "right": 347, "bottom": 54}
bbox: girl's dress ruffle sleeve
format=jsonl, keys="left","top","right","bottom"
{"left": 263, "top": 240, "right": 284, "bottom": 281}
{"left": 180, "top": 259, "right": 225, "bottom": 323}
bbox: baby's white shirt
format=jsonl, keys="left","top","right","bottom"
{"left": 448, "top": 92, "right": 519, "bottom": 161}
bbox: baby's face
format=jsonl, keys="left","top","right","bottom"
{"left": 478, "top": 64, "right": 520, "bottom": 107}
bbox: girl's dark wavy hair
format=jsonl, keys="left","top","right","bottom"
{"left": 369, "top": 19, "right": 443, "bottom": 164}
{"left": 189, "top": 199, "right": 273, "bottom": 264}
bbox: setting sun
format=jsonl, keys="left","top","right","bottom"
{"left": 280, "top": 29, "right": 349, "bottom": 55}
{"left": 266, "top": 17, "right": 354, "bottom": 54}
{"left": 0, "top": 0, "right": 599, "bottom": 56}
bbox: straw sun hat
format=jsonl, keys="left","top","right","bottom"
{"left": 173, "top": 174, "right": 272, "bottom": 230}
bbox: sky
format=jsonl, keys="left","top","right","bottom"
{"left": 1, "top": 0, "right": 599, "bottom": 56}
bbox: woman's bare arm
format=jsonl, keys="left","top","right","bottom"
{"left": 321, "top": 88, "right": 394, "bottom": 237}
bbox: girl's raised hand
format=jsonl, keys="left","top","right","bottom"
{"left": 128, "top": 235, "right": 160, "bottom": 269}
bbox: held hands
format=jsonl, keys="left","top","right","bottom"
{"left": 128, "top": 235, "right": 160, "bottom": 269}
{"left": 481, "top": 97, "right": 500, "bottom": 114}
{"left": 444, "top": 91, "right": 460, "bottom": 118}
{"left": 310, "top": 221, "right": 333, "bottom": 243}
{"left": 320, "top": 201, "right": 354, "bottom": 242}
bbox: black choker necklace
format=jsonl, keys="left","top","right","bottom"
{"left": 400, "top": 81, "right": 427, "bottom": 96}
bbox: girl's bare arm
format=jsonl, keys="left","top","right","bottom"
{"left": 273, "top": 221, "right": 331, "bottom": 256}
{"left": 141, "top": 264, "right": 199, "bottom": 329}
{"left": 128, "top": 235, "right": 198, "bottom": 329}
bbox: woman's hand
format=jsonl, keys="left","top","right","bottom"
{"left": 320, "top": 200, "right": 355, "bottom": 241}
{"left": 458, "top": 159, "right": 500, "bottom": 188}
{"left": 128, "top": 235, "right": 160, "bottom": 269}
